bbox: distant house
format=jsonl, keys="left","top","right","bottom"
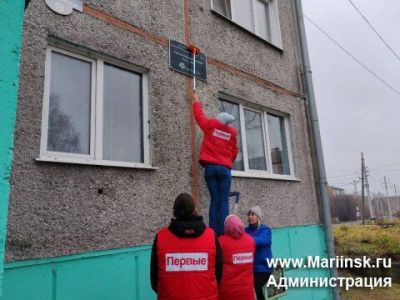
{"left": 327, "top": 186, "right": 346, "bottom": 198}
{"left": 373, "top": 195, "right": 400, "bottom": 217}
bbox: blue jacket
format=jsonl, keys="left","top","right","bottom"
{"left": 245, "top": 224, "right": 273, "bottom": 273}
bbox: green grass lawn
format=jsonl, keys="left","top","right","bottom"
{"left": 340, "top": 283, "right": 400, "bottom": 300}
{"left": 334, "top": 223, "right": 400, "bottom": 260}
{"left": 335, "top": 222, "right": 400, "bottom": 299}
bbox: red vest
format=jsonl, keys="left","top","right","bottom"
{"left": 218, "top": 233, "right": 255, "bottom": 300}
{"left": 157, "top": 227, "right": 218, "bottom": 300}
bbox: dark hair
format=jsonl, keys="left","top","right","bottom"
{"left": 173, "top": 193, "right": 195, "bottom": 219}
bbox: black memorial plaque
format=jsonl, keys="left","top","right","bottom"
{"left": 169, "top": 39, "right": 207, "bottom": 81}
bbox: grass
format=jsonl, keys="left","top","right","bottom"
{"left": 341, "top": 283, "right": 400, "bottom": 300}
{"left": 334, "top": 223, "right": 400, "bottom": 260}
{"left": 335, "top": 223, "right": 400, "bottom": 299}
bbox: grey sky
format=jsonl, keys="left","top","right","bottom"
{"left": 302, "top": 0, "right": 400, "bottom": 196}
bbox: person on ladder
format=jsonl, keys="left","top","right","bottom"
{"left": 192, "top": 93, "right": 238, "bottom": 236}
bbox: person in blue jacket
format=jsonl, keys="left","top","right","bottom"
{"left": 245, "top": 205, "right": 273, "bottom": 300}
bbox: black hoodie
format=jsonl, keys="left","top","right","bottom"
{"left": 150, "top": 216, "right": 223, "bottom": 293}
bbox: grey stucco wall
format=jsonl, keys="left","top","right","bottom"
{"left": 6, "top": 0, "right": 320, "bottom": 262}
{"left": 190, "top": 0, "right": 303, "bottom": 94}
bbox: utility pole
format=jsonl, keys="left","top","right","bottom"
{"left": 353, "top": 180, "right": 358, "bottom": 195}
{"left": 353, "top": 180, "right": 360, "bottom": 220}
{"left": 361, "top": 153, "right": 365, "bottom": 224}
{"left": 384, "top": 176, "right": 393, "bottom": 222}
{"left": 379, "top": 194, "right": 385, "bottom": 218}
{"left": 364, "top": 167, "right": 374, "bottom": 220}
{"left": 394, "top": 184, "right": 399, "bottom": 213}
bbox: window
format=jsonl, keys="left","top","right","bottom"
{"left": 219, "top": 98, "right": 295, "bottom": 178}
{"left": 265, "top": 264, "right": 287, "bottom": 299}
{"left": 268, "top": 114, "right": 290, "bottom": 175}
{"left": 39, "top": 47, "right": 150, "bottom": 168}
{"left": 211, "top": 0, "right": 282, "bottom": 47}
{"left": 212, "top": 0, "right": 232, "bottom": 19}
{"left": 244, "top": 109, "right": 267, "bottom": 171}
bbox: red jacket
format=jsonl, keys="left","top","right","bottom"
{"left": 156, "top": 227, "right": 218, "bottom": 300}
{"left": 218, "top": 233, "right": 255, "bottom": 300}
{"left": 193, "top": 102, "right": 238, "bottom": 169}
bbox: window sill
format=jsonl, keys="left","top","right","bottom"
{"left": 211, "top": 10, "right": 283, "bottom": 52}
{"left": 232, "top": 170, "right": 300, "bottom": 181}
{"left": 35, "top": 156, "right": 158, "bottom": 170}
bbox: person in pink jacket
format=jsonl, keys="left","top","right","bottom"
{"left": 218, "top": 214, "right": 255, "bottom": 300}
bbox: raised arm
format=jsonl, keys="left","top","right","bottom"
{"left": 192, "top": 94, "right": 211, "bottom": 131}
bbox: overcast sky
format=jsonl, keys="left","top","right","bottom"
{"left": 302, "top": 0, "right": 400, "bottom": 196}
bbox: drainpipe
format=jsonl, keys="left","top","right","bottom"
{"left": 294, "top": 1, "right": 340, "bottom": 299}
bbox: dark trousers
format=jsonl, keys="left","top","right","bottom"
{"left": 204, "top": 164, "right": 232, "bottom": 236}
{"left": 254, "top": 272, "right": 272, "bottom": 300}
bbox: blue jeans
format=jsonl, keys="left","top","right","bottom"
{"left": 204, "top": 164, "right": 232, "bottom": 236}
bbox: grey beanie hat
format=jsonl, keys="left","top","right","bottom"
{"left": 216, "top": 112, "right": 235, "bottom": 125}
{"left": 249, "top": 205, "right": 263, "bottom": 221}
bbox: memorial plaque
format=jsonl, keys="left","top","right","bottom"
{"left": 169, "top": 39, "right": 207, "bottom": 81}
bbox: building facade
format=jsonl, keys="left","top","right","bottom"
{"left": 327, "top": 186, "right": 345, "bottom": 198}
{"left": 4, "top": 0, "right": 332, "bottom": 299}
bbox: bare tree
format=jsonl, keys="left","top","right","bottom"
{"left": 330, "top": 194, "right": 358, "bottom": 222}
{"left": 47, "top": 94, "right": 81, "bottom": 153}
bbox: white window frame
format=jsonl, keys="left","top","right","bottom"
{"left": 220, "top": 97, "right": 297, "bottom": 181}
{"left": 38, "top": 46, "right": 155, "bottom": 170}
{"left": 210, "top": 0, "right": 282, "bottom": 48}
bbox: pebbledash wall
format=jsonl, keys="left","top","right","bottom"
{"left": 4, "top": 0, "right": 332, "bottom": 299}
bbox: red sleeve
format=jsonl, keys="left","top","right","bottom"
{"left": 231, "top": 129, "right": 239, "bottom": 162}
{"left": 193, "top": 101, "right": 211, "bottom": 132}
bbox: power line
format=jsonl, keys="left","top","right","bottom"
{"left": 330, "top": 164, "right": 400, "bottom": 175}
{"left": 346, "top": 0, "right": 400, "bottom": 62}
{"left": 328, "top": 172, "right": 361, "bottom": 180}
{"left": 329, "top": 178, "right": 360, "bottom": 184}
{"left": 371, "top": 169, "right": 400, "bottom": 172}
{"left": 371, "top": 161, "right": 400, "bottom": 169}
{"left": 328, "top": 178, "right": 359, "bottom": 184}
{"left": 303, "top": 14, "right": 400, "bottom": 97}
{"left": 329, "top": 169, "right": 359, "bottom": 174}
{"left": 329, "top": 168, "right": 358, "bottom": 172}
{"left": 328, "top": 169, "right": 360, "bottom": 176}
{"left": 330, "top": 181, "right": 355, "bottom": 187}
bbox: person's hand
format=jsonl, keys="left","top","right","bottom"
{"left": 193, "top": 93, "right": 200, "bottom": 102}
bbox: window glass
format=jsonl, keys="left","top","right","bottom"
{"left": 219, "top": 100, "right": 244, "bottom": 171}
{"left": 266, "top": 264, "right": 286, "bottom": 297}
{"left": 267, "top": 114, "right": 290, "bottom": 174}
{"left": 43, "top": 48, "right": 149, "bottom": 166}
{"left": 212, "top": 0, "right": 279, "bottom": 46}
{"left": 212, "top": 0, "right": 232, "bottom": 19}
{"left": 254, "top": 0, "right": 271, "bottom": 41}
{"left": 244, "top": 109, "right": 267, "bottom": 171}
{"left": 47, "top": 52, "right": 91, "bottom": 154}
{"left": 217, "top": 99, "right": 293, "bottom": 176}
{"left": 103, "top": 64, "right": 143, "bottom": 163}
{"left": 232, "top": 0, "right": 254, "bottom": 32}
